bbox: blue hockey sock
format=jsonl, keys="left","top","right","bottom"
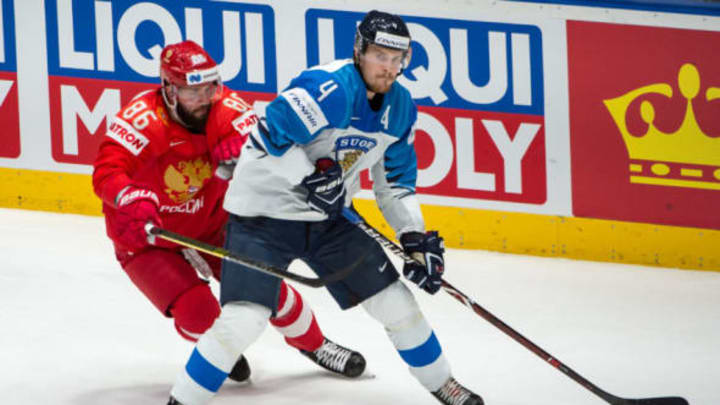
{"left": 397, "top": 331, "right": 443, "bottom": 367}
{"left": 185, "top": 348, "right": 229, "bottom": 393}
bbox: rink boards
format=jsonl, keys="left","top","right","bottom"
{"left": 0, "top": 0, "right": 718, "bottom": 271}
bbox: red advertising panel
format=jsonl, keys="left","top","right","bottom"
{"left": 0, "top": 0, "right": 19, "bottom": 158}
{"left": 48, "top": 76, "right": 154, "bottom": 165}
{"left": 568, "top": 21, "right": 720, "bottom": 230}
{"left": 0, "top": 71, "right": 20, "bottom": 158}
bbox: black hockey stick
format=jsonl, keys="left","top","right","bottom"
{"left": 342, "top": 207, "right": 688, "bottom": 405}
{"left": 145, "top": 224, "right": 353, "bottom": 288}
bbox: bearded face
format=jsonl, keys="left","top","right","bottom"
{"left": 171, "top": 82, "right": 218, "bottom": 132}
{"left": 176, "top": 99, "right": 211, "bottom": 132}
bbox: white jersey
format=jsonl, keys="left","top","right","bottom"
{"left": 224, "top": 59, "right": 424, "bottom": 236}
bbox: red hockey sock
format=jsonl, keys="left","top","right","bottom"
{"left": 170, "top": 284, "right": 221, "bottom": 342}
{"left": 270, "top": 282, "right": 324, "bottom": 352}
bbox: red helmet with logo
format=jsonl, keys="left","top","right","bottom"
{"left": 160, "top": 40, "right": 220, "bottom": 87}
{"left": 159, "top": 40, "right": 222, "bottom": 128}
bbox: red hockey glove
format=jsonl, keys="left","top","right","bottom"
{"left": 400, "top": 231, "right": 445, "bottom": 294}
{"left": 115, "top": 186, "right": 165, "bottom": 251}
{"left": 211, "top": 135, "right": 245, "bottom": 165}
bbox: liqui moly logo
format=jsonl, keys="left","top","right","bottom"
{"left": 44, "top": 0, "right": 277, "bottom": 165}
{"left": 306, "top": 10, "right": 546, "bottom": 205}
{"left": 45, "top": 0, "right": 276, "bottom": 89}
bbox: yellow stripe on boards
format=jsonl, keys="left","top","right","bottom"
{"left": 0, "top": 167, "right": 102, "bottom": 215}
{"left": 2, "top": 167, "right": 717, "bottom": 272}
{"left": 353, "top": 199, "right": 720, "bottom": 272}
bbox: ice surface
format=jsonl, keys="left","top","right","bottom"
{"left": 1, "top": 208, "right": 718, "bottom": 404}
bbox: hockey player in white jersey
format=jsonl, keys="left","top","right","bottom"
{"left": 168, "top": 10, "right": 482, "bottom": 405}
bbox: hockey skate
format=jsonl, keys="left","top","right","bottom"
{"left": 227, "top": 354, "right": 251, "bottom": 382}
{"left": 432, "top": 377, "right": 484, "bottom": 405}
{"left": 299, "top": 338, "right": 366, "bottom": 378}
{"left": 166, "top": 396, "right": 182, "bottom": 405}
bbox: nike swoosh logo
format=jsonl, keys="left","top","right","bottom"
{"left": 378, "top": 261, "right": 388, "bottom": 273}
{"left": 170, "top": 140, "right": 186, "bottom": 147}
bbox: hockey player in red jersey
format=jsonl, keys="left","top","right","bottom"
{"left": 92, "top": 40, "right": 365, "bottom": 383}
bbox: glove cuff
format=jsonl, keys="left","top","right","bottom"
{"left": 400, "top": 231, "right": 426, "bottom": 251}
{"left": 400, "top": 231, "right": 444, "bottom": 254}
{"left": 116, "top": 186, "right": 160, "bottom": 208}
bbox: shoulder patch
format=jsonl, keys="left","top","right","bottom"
{"left": 231, "top": 110, "right": 259, "bottom": 136}
{"left": 106, "top": 117, "right": 150, "bottom": 156}
{"left": 280, "top": 87, "right": 329, "bottom": 135}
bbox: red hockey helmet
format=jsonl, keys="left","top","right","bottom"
{"left": 160, "top": 40, "right": 220, "bottom": 87}
{"left": 159, "top": 40, "right": 222, "bottom": 129}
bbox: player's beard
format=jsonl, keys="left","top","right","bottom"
{"left": 177, "top": 102, "right": 211, "bottom": 133}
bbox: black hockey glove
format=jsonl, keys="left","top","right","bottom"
{"left": 302, "top": 158, "right": 346, "bottom": 220}
{"left": 400, "top": 231, "right": 445, "bottom": 295}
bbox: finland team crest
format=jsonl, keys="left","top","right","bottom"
{"left": 334, "top": 135, "right": 377, "bottom": 172}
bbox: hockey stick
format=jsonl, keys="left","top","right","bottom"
{"left": 145, "top": 224, "right": 353, "bottom": 288}
{"left": 342, "top": 207, "right": 688, "bottom": 405}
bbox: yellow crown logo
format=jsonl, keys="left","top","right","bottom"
{"left": 603, "top": 63, "right": 720, "bottom": 190}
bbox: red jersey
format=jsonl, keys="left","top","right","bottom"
{"left": 93, "top": 86, "right": 256, "bottom": 252}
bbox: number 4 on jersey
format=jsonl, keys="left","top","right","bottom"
{"left": 318, "top": 80, "right": 338, "bottom": 103}
{"left": 381, "top": 106, "right": 391, "bottom": 130}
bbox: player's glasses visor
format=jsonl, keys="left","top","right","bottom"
{"left": 176, "top": 82, "right": 220, "bottom": 103}
{"left": 362, "top": 50, "right": 405, "bottom": 70}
